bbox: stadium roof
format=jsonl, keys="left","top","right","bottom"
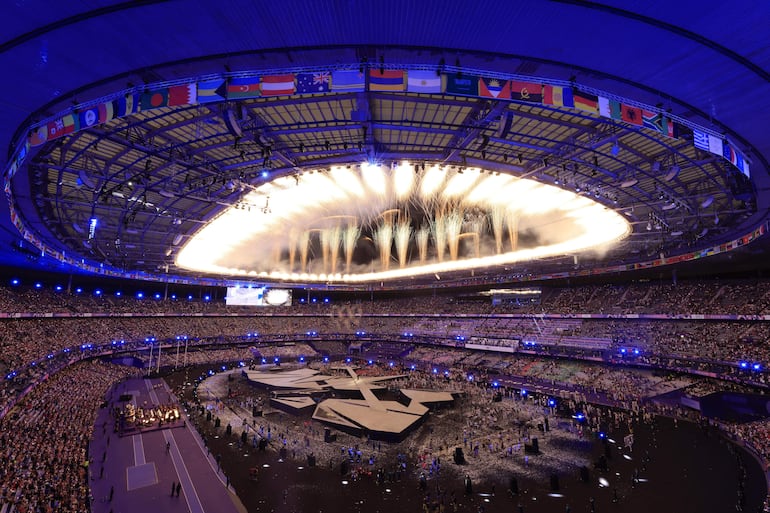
{"left": 1, "top": 1, "right": 769, "bottom": 290}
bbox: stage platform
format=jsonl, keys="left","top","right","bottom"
{"left": 244, "top": 365, "right": 456, "bottom": 439}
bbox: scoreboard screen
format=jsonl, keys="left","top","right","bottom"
{"left": 225, "top": 287, "right": 292, "bottom": 306}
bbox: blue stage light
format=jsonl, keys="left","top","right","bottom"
{"left": 10, "top": 279, "right": 19, "bottom": 286}
{"left": 34, "top": 282, "right": 42, "bottom": 289}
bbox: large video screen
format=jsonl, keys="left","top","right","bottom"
{"left": 225, "top": 287, "right": 292, "bottom": 306}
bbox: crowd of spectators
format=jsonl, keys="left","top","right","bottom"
{"left": 0, "top": 277, "right": 769, "bottom": 441}
{"left": 0, "top": 360, "right": 137, "bottom": 513}
{"left": 0, "top": 277, "right": 769, "bottom": 401}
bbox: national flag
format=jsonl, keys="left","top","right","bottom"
{"left": 296, "top": 72, "right": 331, "bottom": 94}
{"left": 573, "top": 90, "right": 599, "bottom": 113}
{"left": 331, "top": 70, "right": 365, "bottom": 92}
{"left": 406, "top": 70, "right": 442, "bottom": 93}
{"left": 197, "top": 79, "right": 227, "bottom": 103}
{"left": 620, "top": 103, "right": 643, "bottom": 125}
{"left": 693, "top": 129, "right": 710, "bottom": 151}
{"left": 479, "top": 77, "right": 511, "bottom": 99}
{"left": 16, "top": 141, "right": 31, "bottom": 164}
{"left": 369, "top": 69, "right": 406, "bottom": 92}
{"left": 542, "top": 85, "right": 574, "bottom": 108}
{"left": 733, "top": 151, "right": 745, "bottom": 172}
{"left": 708, "top": 134, "right": 723, "bottom": 156}
{"left": 661, "top": 117, "right": 675, "bottom": 137}
{"left": 509, "top": 80, "right": 542, "bottom": 103}
{"left": 723, "top": 141, "right": 737, "bottom": 166}
{"left": 444, "top": 73, "right": 479, "bottom": 96}
{"left": 641, "top": 111, "right": 675, "bottom": 137}
{"left": 47, "top": 113, "right": 79, "bottom": 140}
{"left": 17, "top": 141, "right": 28, "bottom": 163}
{"left": 7, "top": 158, "right": 17, "bottom": 181}
{"left": 227, "top": 77, "right": 261, "bottom": 99}
{"left": 742, "top": 160, "right": 751, "bottom": 177}
{"left": 260, "top": 74, "right": 295, "bottom": 96}
{"left": 116, "top": 93, "right": 140, "bottom": 117}
{"left": 98, "top": 100, "right": 116, "bottom": 124}
{"left": 78, "top": 106, "right": 100, "bottom": 129}
{"left": 47, "top": 118, "right": 66, "bottom": 140}
{"left": 63, "top": 113, "right": 79, "bottom": 133}
{"left": 598, "top": 97, "right": 621, "bottom": 119}
{"left": 141, "top": 88, "right": 169, "bottom": 111}
{"left": 168, "top": 83, "right": 197, "bottom": 106}
{"left": 28, "top": 125, "right": 48, "bottom": 147}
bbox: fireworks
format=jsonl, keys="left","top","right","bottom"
{"left": 394, "top": 219, "right": 412, "bottom": 268}
{"left": 343, "top": 224, "right": 361, "bottom": 274}
{"left": 416, "top": 225, "right": 430, "bottom": 264}
{"left": 374, "top": 221, "right": 394, "bottom": 271}
{"left": 491, "top": 206, "right": 505, "bottom": 255}
{"left": 176, "top": 161, "right": 631, "bottom": 282}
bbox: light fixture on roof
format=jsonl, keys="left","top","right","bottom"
{"left": 663, "top": 165, "right": 680, "bottom": 182}
{"left": 611, "top": 140, "right": 619, "bottom": 156}
{"left": 620, "top": 178, "right": 638, "bottom": 188}
{"left": 701, "top": 195, "right": 714, "bottom": 208}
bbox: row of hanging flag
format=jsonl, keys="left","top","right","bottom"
{"left": 22, "top": 68, "right": 750, "bottom": 177}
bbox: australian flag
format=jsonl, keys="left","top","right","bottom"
{"left": 296, "top": 72, "right": 331, "bottom": 94}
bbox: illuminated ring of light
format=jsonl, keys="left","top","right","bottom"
{"left": 176, "top": 162, "right": 631, "bottom": 282}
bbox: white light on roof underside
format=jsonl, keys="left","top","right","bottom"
{"left": 176, "top": 162, "right": 630, "bottom": 282}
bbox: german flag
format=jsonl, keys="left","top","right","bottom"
{"left": 573, "top": 90, "right": 599, "bottom": 114}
